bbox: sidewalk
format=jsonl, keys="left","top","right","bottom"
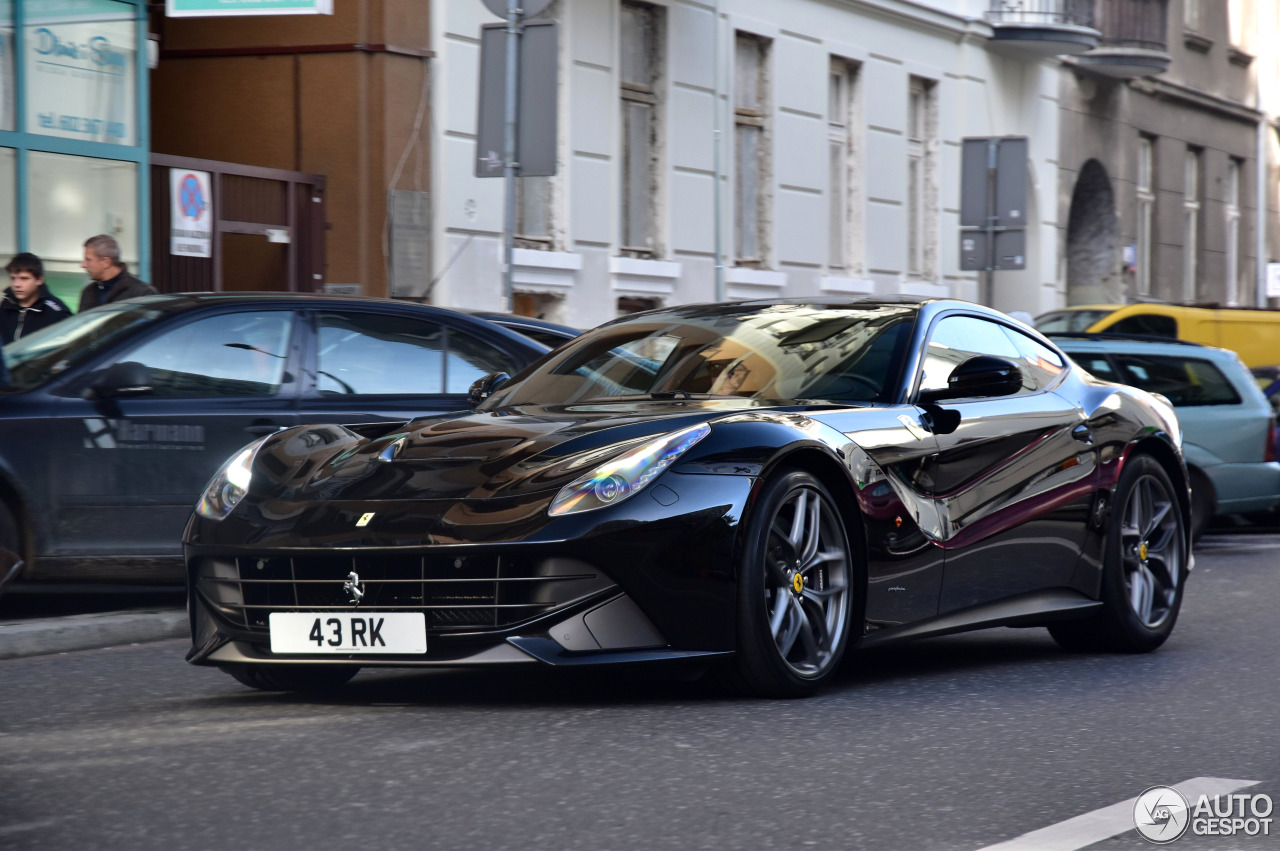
{"left": 0, "top": 608, "right": 187, "bottom": 660}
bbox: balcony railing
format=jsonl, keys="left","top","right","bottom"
{"left": 1073, "top": 0, "right": 1170, "bottom": 77}
{"left": 987, "top": 0, "right": 1096, "bottom": 28}
{"left": 1092, "top": 0, "right": 1168, "bottom": 51}
{"left": 986, "top": 0, "right": 1100, "bottom": 56}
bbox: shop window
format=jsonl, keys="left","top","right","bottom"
{"left": 27, "top": 150, "right": 138, "bottom": 294}
{"left": 24, "top": 0, "right": 137, "bottom": 146}
{"left": 0, "top": 0, "right": 13, "bottom": 132}
{"left": 0, "top": 148, "right": 14, "bottom": 259}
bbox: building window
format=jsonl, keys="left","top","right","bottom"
{"left": 735, "top": 32, "right": 769, "bottom": 266}
{"left": 0, "top": 0, "right": 12, "bottom": 132}
{"left": 24, "top": 0, "right": 138, "bottom": 146}
{"left": 906, "top": 76, "right": 936, "bottom": 279}
{"left": 1183, "top": 148, "right": 1201, "bottom": 302}
{"left": 828, "top": 58, "right": 861, "bottom": 274}
{"left": 1136, "top": 136, "right": 1155, "bottom": 297}
{"left": 619, "top": 1, "right": 662, "bottom": 255}
{"left": 27, "top": 150, "right": 138, "bottom": 293}
{"left": 617, "top": 295, "right": 661, "bottom": 316}
{"left": 1226, "top": 158, "right": 1241, "bottom": 305}
{"left": 1184, "top": 0, "right": 1200, "bottom": 29}
{"left": 0, "top": 148, "right": 14, "bottom": 258}
{"left": 516, "top": 176, "right": 550, "bottom": 242}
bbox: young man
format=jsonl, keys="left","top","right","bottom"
{"left": 78, "top": 234, "right": 156, "bottom": 312}
{"left": 2, "top": 253, "right": 72, "bottom": 344}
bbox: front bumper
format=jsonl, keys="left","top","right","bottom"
{"left": 185, "top": 472, "right": 754, "bottom": 669}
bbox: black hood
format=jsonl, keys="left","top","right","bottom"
{"left": 263, "top": 399, "right": 774, "bottom": 502}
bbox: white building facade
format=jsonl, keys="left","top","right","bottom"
{"left": 428, "top": 0, "right": 1069, "bottom": 328}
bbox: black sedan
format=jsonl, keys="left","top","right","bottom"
{"left": 0, "top": 293, "right": 549, "bottom": 588}
{"left": 184, "top": 298, "right": 1192, "bottom": 697}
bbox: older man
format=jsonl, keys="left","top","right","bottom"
{"left": 78, "top": 234, "right": 156, "bottom": 312}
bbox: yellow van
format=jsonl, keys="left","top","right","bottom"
{"left": 1034, "top": 304, "right": 1280, "bottom": 369}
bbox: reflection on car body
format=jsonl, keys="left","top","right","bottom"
{"left": 183, "top": 297, "right": 1194, "bottom": 697}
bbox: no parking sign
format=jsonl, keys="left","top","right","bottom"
{"left": 170, "top": 169, "right": 213, "bottom": 258}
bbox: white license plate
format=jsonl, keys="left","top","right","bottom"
{"left": 269, "top": 612, "right": 426, "bottom": 654}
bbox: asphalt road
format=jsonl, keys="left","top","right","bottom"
{"left": 1, "top": 529, "right": 1277, "bottom": 850}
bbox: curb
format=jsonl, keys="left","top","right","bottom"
{"left": 0, "top": 609, "right": 187, "bottom": 660}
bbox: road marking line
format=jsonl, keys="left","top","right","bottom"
{"left": 975, "top": 776, "right": 1261, "bottom": 851}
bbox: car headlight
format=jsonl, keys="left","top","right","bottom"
{"left": 196, "top": 437, "right": 269, "bottom": 520}
{"left": 548, "top": 422, "right": 710, "bottom": 516}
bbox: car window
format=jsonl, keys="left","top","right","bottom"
{"left": 1107, "top": 314, "right": 1177, "bottom": 338}
{"left": 446, "top": 328, "right": 518, "bottom": 393}
{"left": 1111, "top": 354, "right": 1242, "bottom": 407}
{"left": 317, "top": 312, "right": 446, "bottom": 395}
{"left": 1000, "top": 326, "right": 1065, "bottom": 388}
{"left": 124, "top": 311, "right": 293, "bottom": 398}
{"left": 486, "top": 304, "right": 916, "bottom": 406}
{"left": 2, "top": 301, "right": 164, "bottom": 389}
{"left": 1068, "top": 353, "right": 1119, "bottom": 382}
{"left": 1034, "top": 309, "right": 1111, "bottom": 334}
{"left": 920, "top": 315, "right": 1034, "bottom": 396}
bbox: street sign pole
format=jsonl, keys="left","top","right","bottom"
{"left": 501, "top": 0, "right": 522, "bottom": 312}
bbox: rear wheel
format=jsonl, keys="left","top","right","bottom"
{"left": 731, "top": 470, "right": 856, "bottom": 697}
{"left": 222, "top": 664, "right": 359, "bottom": 693}
{"left": 1050, "top": 455, "right": 1187, "bottom": 652}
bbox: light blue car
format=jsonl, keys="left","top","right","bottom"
{"left": 1054, "top": 335, "right": 1280, "bottom": 539}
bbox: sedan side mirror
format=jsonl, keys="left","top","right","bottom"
{"left": 83, "top": 361, "right": 153, "bottom": 400}
{"left": 920, "top": 356, "right": 1023, "bottom": 404}
{"left": 468, "top": 371, "right": 510, "bottom": 408}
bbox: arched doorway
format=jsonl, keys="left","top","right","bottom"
{"left": 1065, "top": 160, "right": 1121, "bottom": 305}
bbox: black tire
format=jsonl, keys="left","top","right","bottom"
{"left": 1189, "top": 470, "right": 1213, "bottom": 542}
{"left": 221, "top": 664, "right": 359, "bottom": 693}
{"left": 731, "top": 470, "right": 858, "bottom": 697}
{"left": 1049, "top": 455, "right": 1188, "bottom": 653}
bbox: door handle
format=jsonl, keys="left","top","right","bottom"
{"left": 1072, "top": 424, "right": 1094, "bottom": 444}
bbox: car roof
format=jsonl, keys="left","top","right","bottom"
{"left": 1052, "top": 334, "right": 1237, "bottom": 360}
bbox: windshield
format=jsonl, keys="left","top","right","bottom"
{"left": 484, "top": 303, "right": 917, "bottom": 407}
{"left": 1034, "top": 309, "right": 1113, "bottom": 335}
{"left": 1, "top": 300, "right": 166, "bottom": 390}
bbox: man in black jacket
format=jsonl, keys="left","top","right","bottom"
{"left": 78, "top": 234, "right": 156, "bottom": 312}
{"left": 2, "top": 252, "right": 72, "bottom": 344}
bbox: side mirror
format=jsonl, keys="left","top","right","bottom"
{"left": 83, "top": 361, "right": 153, "bottom": 400}
{"left": 920, "top": 356, "right": 1023, "bottom": 404}
{"left": 468, "top": 371, "right": 510, "bottom": 408}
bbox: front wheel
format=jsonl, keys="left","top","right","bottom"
{"left": 1050, "top": 455, "right": 1188, "bottom": 653}
{"left": 731, "top": 470, "right": 857, "bottom": 697}
{"left": 222, "top": 664, "right": 359, "bottom": 693}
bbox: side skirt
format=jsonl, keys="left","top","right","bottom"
{"left": 857, "top": 588, "right": 1103, "bottom": 649}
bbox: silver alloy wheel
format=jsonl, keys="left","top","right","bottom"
{"left": 763, "top": 486, "right": 851, "bottom": 677}
{"left": 1118, "top": 472, "right": 1183, "bottom": 628}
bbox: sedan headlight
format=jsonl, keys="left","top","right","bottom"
{"left": 196, "top": 437, "right": 269, "bottom": 520}
{"left": 548, "top": 423, "right": 710, "bottom": 516}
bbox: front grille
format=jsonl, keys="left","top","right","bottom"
{"left": 196, "top": 552, "right": 613, "bottom": 634}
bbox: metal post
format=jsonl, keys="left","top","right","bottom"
{"left": 502, "top": 0, "right": 522, "bottom": 311}
{"left": 983, "top": 139, "right": 998, "bottom": 306}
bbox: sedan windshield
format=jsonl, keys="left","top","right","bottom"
{"left": 486, "top": 303, "right": 917, "bottom": 407}
{"left": 1, "top": 300, "right": 166, "bottom": 390}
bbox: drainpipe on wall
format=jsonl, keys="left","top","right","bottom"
{"left": 713, "top": 0, "right": 725, "bottom": 302}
